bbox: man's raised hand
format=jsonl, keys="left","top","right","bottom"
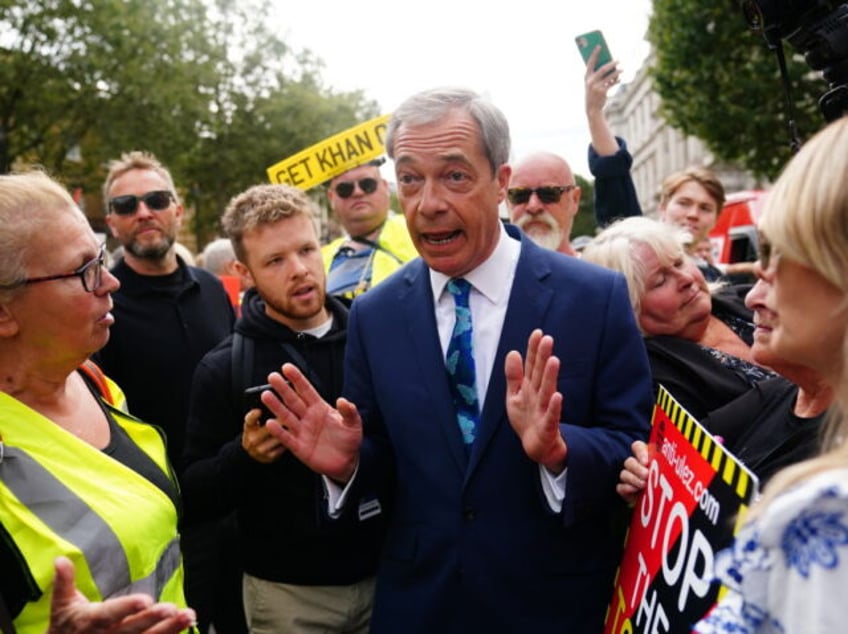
{"left": 263, "top": 363, "right": 362, "bottom": 483}
{"left": 504, "top": 329, "right": 568, "bottom": 474}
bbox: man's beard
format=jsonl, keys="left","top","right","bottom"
{"left": 263, "top": 290, "right": 326, "bottom": 325}
{"left": 126, "top": 234, "right": 176, "bottom": 261}
{"left": 516, "top": 213, "right": 563, "bottom": 252}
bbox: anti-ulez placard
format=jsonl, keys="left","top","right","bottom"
{"left": 604, "top": 385, "right": 759, "bottom": 634}
{"left": 266, "top": 114, "right": 391, "bottom": 190}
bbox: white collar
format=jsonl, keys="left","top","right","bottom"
{"left": 429, "top": 222, "right": 520, "bottom": 305}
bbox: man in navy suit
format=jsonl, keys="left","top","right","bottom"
{"left": 264, "top": 87, "right": 653, "bottom": 633}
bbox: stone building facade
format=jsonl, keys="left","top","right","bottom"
{"left": 605, "top": 52, "right": 759, "bottom": 215}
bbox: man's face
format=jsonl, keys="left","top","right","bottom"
{"left": 327, "top": 165, "right": 391, "bottom": 237}
{"left": 393, "top": 109, "right": 509, "bottom": 279}
{"left": 236, "top": 214, "right": 327, "bottom": 331}
{"left": 105, "top": 168, "right": 182, "bottom": 261}
{"left": 659, "top": 180, "right": 718, "bottom": 242}
{"left": 507, "top": 155, "right": 580, "bottom": 253}
{"left": 692, "top": 238, "right": 714, "bottom": 263}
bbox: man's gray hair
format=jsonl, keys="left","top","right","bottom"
{"left": 201, "top": 238, "right": 236, "bottom": 276}
{"left": 385, "top": 87, "right": 511, "bottom": 176}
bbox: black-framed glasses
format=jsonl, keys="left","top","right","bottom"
{"left": 11, "top": 244, "right": 106, "bottom": 293}
{"left": 334, "top": 178, "right": 378, "bottom": 199}
{"left": 108, "top": 190, "right": 174, "bottom": 216}
{"left": 507, "top": 185, "right": 577, "bottom": 205}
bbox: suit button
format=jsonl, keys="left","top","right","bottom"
{"left": 463, "top": 507, "right": 476, "bottom": 521}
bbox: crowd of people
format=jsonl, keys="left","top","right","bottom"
{"left": 1, "top": 45, "right": 847, "bottom": 634}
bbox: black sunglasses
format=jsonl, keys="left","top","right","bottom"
{"left": 507, "top": 185, "right": 576, "bottom": 205}
{"left": 334, "top": 178, "right": 378, "bottom": 199}
{"left": 109, "top": 190, "right": 174, "bottom": 216}
{"left": 9, "top": 244, "right": 106, "bottom": 293}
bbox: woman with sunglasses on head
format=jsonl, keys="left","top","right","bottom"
{"left": 694, "top": 113, "right": 848, "bottom": 634}
{"left": 323, "top": 159, "right": 418, "bottom": 300}
{"left": 0, "top": 171, "right": 195, "bottom": 633}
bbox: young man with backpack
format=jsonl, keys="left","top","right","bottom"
{"left": 180, "top": 184, "right": 384, "bottom": 633}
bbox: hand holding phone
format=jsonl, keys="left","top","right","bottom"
{"left": 243, "top": 384, "right": 275, "bottom": 424}
{"left": 575, "top": 29, "right": 613, "bottom": 72}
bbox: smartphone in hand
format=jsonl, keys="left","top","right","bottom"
{"left": 575, "top": 29, "right": 613, "bottom": 71}
{"left": 243, "top": 384, "right": 275, "bottom": 424}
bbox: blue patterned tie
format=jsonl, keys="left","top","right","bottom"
{"left": 445, "top": 278, "right": 479, "bottom": 446}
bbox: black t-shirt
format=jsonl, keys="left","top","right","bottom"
{"left": 703, "top": 377, "right": 826, "bottom": 487}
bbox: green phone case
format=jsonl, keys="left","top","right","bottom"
{"left": 575, "top": 30, "right": 612, "bottom": 71}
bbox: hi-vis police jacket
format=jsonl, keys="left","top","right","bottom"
{"left": 0, "top": 374, "right": 187, "bottom": 634}
{"left": 322, "top": 213, "right": 418, "bottom": 298}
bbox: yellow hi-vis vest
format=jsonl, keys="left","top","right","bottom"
{"left": 322, "top": 213, "right": 418, "bottom": 298}
{"left": 0, "top": 376, "right": 187, "bottom": 634}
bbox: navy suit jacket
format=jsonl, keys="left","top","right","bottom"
{"left": 344, "top": 228, "right": 652, "bottom": 633}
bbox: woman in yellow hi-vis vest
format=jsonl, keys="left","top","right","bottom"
{"left": 0, "top": 171, "right": 195, "bottom": 634}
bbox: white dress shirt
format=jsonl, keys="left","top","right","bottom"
{"left": 430, "top": 222, "right": 520, "bottom": 409}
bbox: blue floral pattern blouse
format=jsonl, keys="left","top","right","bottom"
{"left": 695, "top": 468, "right": 848, "bottom": 633}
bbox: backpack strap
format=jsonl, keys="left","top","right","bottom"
{"left": 279, "top": 342, "right": 324, "bottom": 394}
{"left": 231, "top": 332, "right": 255, "bottom": 406}
{"left": 78, "top": 359, "right": 114, "bottom": 406}
{"left": 231, "top": 332, "right": 325, "bottom": 399}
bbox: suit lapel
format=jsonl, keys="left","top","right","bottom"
{"left": 399, "top": 261, "right": 468, "bottom": 474}
{"left": 467, "top": 236, "right": 555, "bottom": 476}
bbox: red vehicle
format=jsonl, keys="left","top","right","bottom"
{"left": 708, "top": 190, "right": 768, "bottom": 265}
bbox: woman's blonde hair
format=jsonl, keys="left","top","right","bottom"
{"left": 759, "top": 119, "right": 848, "bottom": 296}
{"left": 748, "top": 117, "right": 848, "bottom": 516}
{"left": 0, "top": 170, "right": 82, "bottom": 302}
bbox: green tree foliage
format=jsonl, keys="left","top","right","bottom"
{"left": 179, "top": 2, "right": 379, "bottom": 240}
{"left": 572, "top": 174, "right": 597, "bottom": 238}
{"left": 0, "top": 1, "right": 222, "bottom": 178}
{"left": 0, "top": 0, "right": 378, "bottom": 241}
{"left": 648, "top": 0, "right": 828, "bottom": 180}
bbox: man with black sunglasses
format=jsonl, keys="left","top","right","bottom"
{"left": 323, "top": 159, "right": 417, "bottom": 299}
{"left": 95, "top": 150, "right": 242, "bottom": 634}
{"left": 507, "top": 152, "right": 583, "bottom": 256}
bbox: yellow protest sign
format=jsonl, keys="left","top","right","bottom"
{"left": 266, "top": 114, "right": 391, "bottom": 190}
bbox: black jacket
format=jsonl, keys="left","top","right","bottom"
{"left": 180, "top": 288, "right": 384, "bottom": 584}
{"left": 94, "top": 257, "right": 235, "bottom": 467}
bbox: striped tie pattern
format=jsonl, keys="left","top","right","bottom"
{"left": 445, "top": 278, "right": 479, "bottom": 445}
